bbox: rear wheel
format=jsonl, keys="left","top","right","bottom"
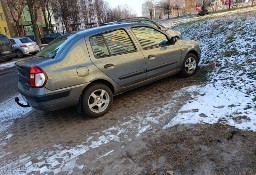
{"left": 180, "top": 53, "right": 198, "bottom": 77}
{"left": 81, "top": 83, "right": 113, "bottom": 118}
{"left": 16, "top": 50, "right": 24, "bottom": 58}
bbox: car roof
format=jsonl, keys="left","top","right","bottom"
{"left": 74, "top": 23, "right": 152, "bottom": 38}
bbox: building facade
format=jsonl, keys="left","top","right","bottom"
{"left": 0, "top": 1, "right": 11, "bottom": 37}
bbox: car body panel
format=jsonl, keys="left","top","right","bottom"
{"left": 87, "top": 36, "right": 147, "bottom": 88}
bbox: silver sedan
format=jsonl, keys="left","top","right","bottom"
{"left": 10, "top": 37, "right": 40, "bottom": 58}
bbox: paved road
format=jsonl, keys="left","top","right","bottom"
{"left": 0, "top": 65, "right": 18, "bottom": 104}
{"left": 0, "top": 57, "right": 32, "bottom": 104}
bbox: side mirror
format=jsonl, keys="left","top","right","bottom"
{"left": 169, "top": 37, "right": 177, "bottom": 44}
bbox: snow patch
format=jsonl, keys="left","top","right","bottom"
{"left": 0, "top": 95, "right": 32, "bottom": 132}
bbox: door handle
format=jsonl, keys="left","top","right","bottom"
{"left": 148, "top": 55, "right": 156, "bottom": 60}
{"left": 104, "top": 64, "right": 114, "bottom": 69}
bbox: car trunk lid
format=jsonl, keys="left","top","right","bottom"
{"left": 16, "top": 57, "right": 49, "bottom": 88}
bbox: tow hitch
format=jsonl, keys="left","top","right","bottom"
{"left": 15, "top": 97, "right": 30, "bottom": 108}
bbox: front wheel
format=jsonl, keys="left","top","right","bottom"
{"left": 180, "top": 53, "right": 198, "bottom": 77}
{"left": 81, "top": 83, "right": 113, "bottom": 118}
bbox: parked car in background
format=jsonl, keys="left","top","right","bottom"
{"left": 116, "top": 17, "right": 182, "bottom": 39}
{"left": 10, "top": 37, "right": 40, "bottom": 58}
{"left": 198, "top": 9, "right": 209, "bottom": 16}
{"left": 0, "top": 34, "right": 16, "bottom": 62}
{"left": 15, "top": 23, "right": 200, "bottom": 118}
{"left": 40, "top": 33, "right": 62, "bottom": 44}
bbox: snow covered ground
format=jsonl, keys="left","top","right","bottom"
{"left": 0, "top": 60, "right": 17, "bottom": 71}
{"left": 0, "top": 95, "right": 32, "bottom": 133}
{"left": 165, "top": 8, "right": 256, "bottom": 131}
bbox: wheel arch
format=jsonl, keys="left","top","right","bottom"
{"left": 87, "top": 79, "right": 115, "bottom": 94}
{"left": 187, "top": 50, "right": 199, "bottom": 60}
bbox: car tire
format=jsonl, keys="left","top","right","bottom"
{"left": 180, "top": 53, "right": 198, "bottom": 77}
{"left": 81, "top": 83, "right": 113, "bottom": 118}
{"left": 16, "top": 50, "right": 24, "bottom": 58}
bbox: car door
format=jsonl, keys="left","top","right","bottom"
{"left": 88, "top": 29, "right": 147, "bottom": 88}
{"left": 131, "top": 26, "right": 182, "bottom": 78}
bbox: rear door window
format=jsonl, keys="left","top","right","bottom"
{"left": 90, "top": 29, "right": 136, "bottom": 58}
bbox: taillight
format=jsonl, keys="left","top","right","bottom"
{"left": 20, "top": 44, "right": 27, "bottom": 48}
{"left": 29, "top": 66, "right": 48, "bottom": 88}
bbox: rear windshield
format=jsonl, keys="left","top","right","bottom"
{"left": 36, "top": 34, "right": 73, "bottom": 58}
{"left": 20, "top": 37, "right": 33, "bottom": 43}
{"left": 0, "top": 36, "right": 10, "bottom": 45}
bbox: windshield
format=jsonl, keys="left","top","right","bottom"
{"left": 20, "top": 37, "right": 33, "bottom": 43}
{"left": 37, "top": 35, "right": 70, "bottom": 58}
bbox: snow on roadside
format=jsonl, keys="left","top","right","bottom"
{"left": 0, "top": 60, "right": 17, "bottom": 71}
{"left": 0, "top": 95, "right": 32, "bottom": 132}
{"left": 165, "top": 8, "right": 256, "bottom": 131}
{"left": 0, "top": 57, "right": 30, "bottom": 71}
{"left": 0, "top": 95, "right": 32, "bottom": 160}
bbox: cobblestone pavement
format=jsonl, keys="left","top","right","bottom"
{"left": 0, "top": 73, "right": 200, "bottom": 174}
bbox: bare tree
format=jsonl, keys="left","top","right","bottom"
{"left": 6, "top": 0, "right": 25, "bottom": 36}
{"left": 51, "top": 0, "right": 80, "bottom": 32}
{"left": 144, "top": 0, "right": 155, "bottom": 19}
{"left": 26, "top": 0, "right": 42, "bottom": 45}
{"left": 161, "top": 0, "right": 171, "bottom": 19}
{"left": 94, "top": 0, "right": 112, "bottom": 25}
{"left": 41, "top": 0, "right": 54, "bottom": 34}
{"left": 80, "top": 0, "right": 89, "bottom": 27}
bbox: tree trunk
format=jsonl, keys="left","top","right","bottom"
{"left": 28, "top": 7, "right": 41, "bottom": 45}
{"left": 42, "top": 6, "right": 49, "bottom": 34}
{"left": 46, "top": 3, "right": 53, "bottom": 32}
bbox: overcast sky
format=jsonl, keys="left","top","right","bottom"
{"left": 105, "top": 0, "right": 144, "bottom": 16}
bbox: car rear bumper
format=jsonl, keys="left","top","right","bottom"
{"left": 21, "top": 47, "right": 40, "bottom": 54}
{"left": 19, "top": 89, "right": 71, "bottom": 111}
{"left": 18, "top": 84, "right": 86, "bottom": 111}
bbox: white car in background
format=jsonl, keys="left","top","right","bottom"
{"left": 10, "top": 37, "right": 40, "bottom": 58}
